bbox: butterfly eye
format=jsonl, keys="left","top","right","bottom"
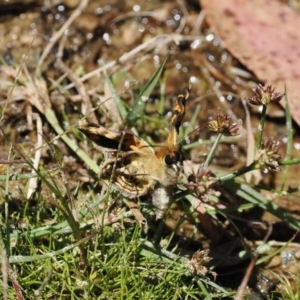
{"left": 164, "top": 151, "right": 182, "bottom": 165}
{"left": 165, "top": 155, "right": 175, "bottom": 165}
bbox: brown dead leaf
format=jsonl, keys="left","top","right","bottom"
{"left": 200, "top": 0, "right": 300, "bottom": 125}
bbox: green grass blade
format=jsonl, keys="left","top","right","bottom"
{"left": 284, "top": 86, "right": 293, "bottom": 160}
{"left": 157, "top": 72, "right": 167, "bottom": 115}
{"left": 125, "top": 53, "right": 169, "bottom": 128}
{"left": 226, "top": 180, "right": 300, "bottom": 230}
{"left": 103, "top": 69, "right": 127, "bottom": 120}
{"left": 281, "top": 86, "right": 293, "bottom": 191}
{"left": 183, "top": 104, "right": 201, "bottom": 138}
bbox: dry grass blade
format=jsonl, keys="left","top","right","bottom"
{"left": 55, "top": 35, "right": 98, "bottom": 124}
{"left": 2, "top": 250, "right": 25, "bottom": 300}
{"left": 101, "top": 80, "right": 123, "bottom": 129}
{"left": 4, "top": 64, "right": 101, "bottom": 174}
{"left": 64, "top": 33, "right": 185, "bottom": 90}
{"left": 26, "top": 113, "right": 42, "bottom": 199}
{"left": 126, "top": 199, "right": 148, "bottom": 230}
{"left": 242, "top": 99, "right": 262, "bottom": 184}
{"left": 35, "top": 0, "right": 89, "bottom": 74}
{"left": 235, "top": 225, "right": 273, "bottom": 300}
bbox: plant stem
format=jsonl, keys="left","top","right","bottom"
{"left": 0, "top": 169, "right": 59, "bottom": 182}
{"left": 256, "top": 105, "right": 267, "bottom": 150}
{"left": 219, "top": 162, "right": 256, "bottom": 182}
{"left": 280, "top": 158, "right": 300, "bottom": 165}
{"left": 203, "top": 133, "right": 222, "bottom": 167}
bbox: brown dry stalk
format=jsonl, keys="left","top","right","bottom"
{"left": 35, "top": 0, "right": 89, "bottom": 74}
{"left": 2, "top": 250, "right": 25, "bottom": 300}
{"left": 55, "top": 35, "right": 98, "bottom": 124}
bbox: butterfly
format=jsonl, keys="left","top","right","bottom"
{"left": 77, "top": 84, "right": 191, "bottom": 219}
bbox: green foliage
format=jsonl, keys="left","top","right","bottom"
{"left": 1, "top": 58, "right": 300, "bottom": 300}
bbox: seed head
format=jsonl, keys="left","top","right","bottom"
{"left": 187, "top": 168, "right": 219, "bottom": 200}
{"left": 187, "top": 249, "right": 217, "bottom": 279}
{"left": 248, "top": 84, "right": 284, "bottom": 106}
{"left": 255, "top": 138, "right": 282, "bottom": 172}
{"left": 206, "top": 113, "right": 243, "bottom": 136}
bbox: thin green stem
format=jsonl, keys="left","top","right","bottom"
{"left": 280, "top": 158, "right": 300, "bottom": 165}
{"left": 256, "top": 105, "right": 267, "bottom": 150}
{"left": 281, "top": 87, "right": 292, "bottom": 191}
{"left": 0, "top": 169, "right": 59, "bottom": 181}
{"left": 158, "top": 72, "right": 167, "bottom": 115}
{"left": 203, "top": 133, "right": 222, "bottom": 167}
{"left": 284, "top": 88, "right": 293, "bottom": 160}
{"left": 4, "top": 146, "right": 13, "bottom": 256}
{"left": 219, "top": 162, "right": 256, "bottom": 182}
{"left": 183, "top": 135, "right": 242, "bottom": 150}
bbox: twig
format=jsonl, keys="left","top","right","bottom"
{"left": 126, "top": 199, "right": 148, "bottom": 230}
{"left": 27, "top": 113, "right": 43, "bottom": 199}
{"left": 1, "top": 61, "right": 26, "bottom": 122}
{"left": 189, "top": 196, "right": 217, "bottom": 239}
{"left": 111, "top": 11, "right": 156, "bottom": 24}
{"left": 64, "top": 34, "right": 178, "bottom": 90}
{"left": 0, "top": 169, "right": 59, "bottom": 181}
{"left": 2, "top": 249, "right": 8, "bottom": 300}
{"left": 235, "top": 223, "right": 273, "bottom": 300}
{"left": 242, "top": 98, "right": 262, "bottom": 184}
{"left": 175, "top": 0, "right": 189, "bottom": 33}
{"left": 2, "top": 250, "right": 25, "bottom": 300}
{"left": 35, "top": 0, "right": 89, "bottom": 75}
{"left": 192, "top": 10, "right": 206, "bottom": 34}
{"left": 55, "top": 35, "right": 98, "bottom": 123}
{"left": 9, "top": 64, "right": 100, "bottom": 174}
{"left": 34, "top": 266, "right": 53, "bottom": 297}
